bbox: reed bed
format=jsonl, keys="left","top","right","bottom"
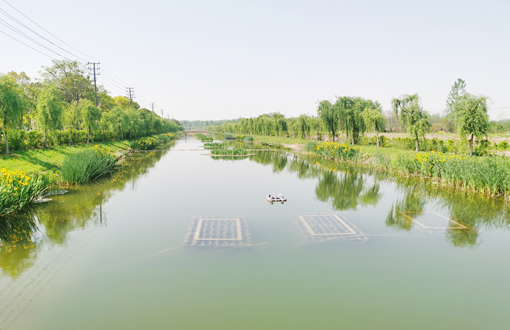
{"left": 0, "top": 169, "right": 49, "bottom": 216}
{"left": 307, "top": 141, "right": 510, "bottom": 197}
{"left": 204, "top": 143, "right": 226, "bottom": 149}
{"left": 211, "top": 148, "right": 247, "bottom": 156}
{"left": 61, "top": 145, "right": 118, "bottom": 184}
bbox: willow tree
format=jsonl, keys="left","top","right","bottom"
{"left": 335, "top": 97, "right": 379, "bottom": 145}
{"left": 317, "top": 100, "right": 337, "bottom": 141}
{"left": 392, "top": 94, "right": 431, "bottom": 152}
{"left": 81, "top": 101, "right": 101, "bottom": 144}
{"left": 454, "top": 94, "right": 489, "bottom": 156}
{"left": 36, "top": 85, "right": 64, "bottom": 148}
{"left": 361, "top": 106, "right": 385, "bottom": 148}
{"left": 297, "top": 114, "right": 311, "bottom": 138}
{"left": 272, "top": 113, "right": 287, "bottom": 137}
{"left": 0, "top": 76, "right": 25, "bottom": 155}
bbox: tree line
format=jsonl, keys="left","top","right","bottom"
{"left": 211, "top": 79, "right": 490, "bottom": 156}
{"left": 0, "top": 60, "right": 182, "bottom": 155}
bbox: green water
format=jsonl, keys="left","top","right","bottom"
{"left": 1, "top": 137, "right": 510, "bottom": 330}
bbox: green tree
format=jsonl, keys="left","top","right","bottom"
{"left": 81, "top": 101, "right": 101, "bottom": 144}
{"left": 317, "top": 100, "right": 337, "bottom": 141}
{"left": 361, "top": 106, "right": 385, "bottom": 148}
{"left": 392, "top": 94, "right": 431, "bottom": 152}
{"left": 0, "top": 76, "right": 25, "bottom": 155}
{"left": 297, "top": 114, "right": 311, "bottom": 138}
{"left": 335, "top": 97, "right": 379, "bottom": 145}
{"left": 36, "top": 85, "right": 64, "bottom": 148}
{"left": 64, "top": 102, "right": 81, "bottom": 145}
{"left": 41, "top": 60, "right": 93, "bottom": 105}
{"left": 454, "top": 94, "right": 489, "bottom": 156}
{"left": 446, "top": 78, "right": 466, "bottom": 114}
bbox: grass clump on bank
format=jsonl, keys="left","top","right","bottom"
{"left": 61, "top": 146, "right": 118, "bottom": 184}
{"left": 211, "top": 148, "right": 247, "bottom": 156}
{"left": 1, "top": 169, "right": 49, "bottom": 216}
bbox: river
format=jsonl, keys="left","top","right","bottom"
{"left": 1, "top": 137, "right": 509, "bottom": 330}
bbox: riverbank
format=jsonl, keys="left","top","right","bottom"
{"left": 245, "top": 135, "right": 510, "bottom": 199}
{"left": 0, "top": 140, "right": 131, "bottom": 174}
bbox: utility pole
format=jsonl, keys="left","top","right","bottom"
{"left": 161, "top": 109, "right": 163, "bottom": 118}
{"left": 88, "top": 62, "right": 100, "bottom": 107}
{"left": 150, "top": 102, "right": 155, "bottom": 112}
{"left": 126, "top": 87, "right": 135, "bottom": 107}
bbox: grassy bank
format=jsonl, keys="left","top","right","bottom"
{"left": 0, "top": 140, "right": 131, "bottom": 174}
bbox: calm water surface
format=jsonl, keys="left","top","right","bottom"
{"left": 1, "top": 137, "right": 510, "bottom": 330}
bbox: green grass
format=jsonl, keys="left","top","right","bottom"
{"left": 0, "top": 140, "right": 130, "bottom": 174}
{"left": 60, "top": 146, "right": 119, "bottom": 184}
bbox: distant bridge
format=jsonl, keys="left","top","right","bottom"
{"left": 185, "top": 129, "right": 208, "bottom": 134}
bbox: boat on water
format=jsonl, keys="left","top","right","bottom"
{"left": 265, "top": 194, "right": 287, "bottom": 204}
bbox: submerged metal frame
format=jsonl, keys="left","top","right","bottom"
{"left": 399, "top": 212, "right": 468, "bottom": 230}
{"left": 295, "top": 213, "right": 367, "bottom": 242}
{"left": 184, "top": 217, "right": 251, "bottom": 247}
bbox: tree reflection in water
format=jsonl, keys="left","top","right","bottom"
{"left": 0, "top": 147, "right": 171, "bottom": 278}
{"left": 250, "top": 151, "right": 510, "bottom": 248}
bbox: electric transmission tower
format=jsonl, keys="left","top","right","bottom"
{"left": 88, "top": 62, "right": 100, "bottom": 107}
{"left": 126, "top": 87, "right": 135, "bottom": 107}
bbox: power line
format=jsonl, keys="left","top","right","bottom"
{"left": 0, "top": 7, "right": 87, "bottom": 62}
{"left": 126, "top": 87, "right": 135, "bottom": 107}
{"left": 1, "top": 0, "right": 97, "bottom": 61}
{"left": 0, "top": 18, "right": 72, "bottom": 60}
{"left": 0, "top": 29, "right": 56, "bottom": 59}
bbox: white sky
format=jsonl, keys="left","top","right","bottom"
{"left": 1, "top": 0, "right": 509, "bottom": 120}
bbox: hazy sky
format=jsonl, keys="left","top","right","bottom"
{"left": 1, "top": 0, "right": 509, "bottom": 120}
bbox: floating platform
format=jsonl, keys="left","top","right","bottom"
{"left": 295, "top": 214, "right": 366, "bottom": 242}
{"left": 184, "top": 217, "right": 251, "bottom": 247}
{"left": 399, "top": 212, "right": 468, "bottom": 232}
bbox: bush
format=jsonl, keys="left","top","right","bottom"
{"left": 260, "top": 141, "right": 284, "bottom": 148}
{"left": 61, "top": 146, "right": 118, "bottom": 184}
{"left": 130, "top": 137, "right": 158, "bottom": 150}
{"left": 0, "top": 169, "right": 49, "bottom": 216}
{"left": 304, "top": 141, "right": 319, "bottom": 152}
{"left": 243, "top": 136, "right": 254, "bottom": 142}
{"left": 497, "top": 140, "right": 510, "bottom": 151}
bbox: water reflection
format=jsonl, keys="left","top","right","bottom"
{"left": 250, "top": 151, "right": 510, "bottom": 248}
{"left": 0, "top": 147, "right": 172, "bottom": 278}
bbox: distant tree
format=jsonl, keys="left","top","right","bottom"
{"left": 297, "top": 114, "right": 311, "bottom": 139}
{"left": 392, "top": 94, "right": 431, "bottom": 152}
{"left": 81, "top": 101, "right": 101, "bottom": 143}
{"left": 446, "top": 78, "right": 466, "bottom": 114}
{"left": 317, "top": 100, "right": 337, "bottom": 141}
{"left": 0, "top": 76, "right": 25, "bottom": 155}
{"left": 64, "top": 102, "right": 82, "bottom": 145}
{"left": 41, "top": 60, "right": 93, "bottom": 105}
{"left": 361, "top": 106, "right": 385, "bottom": 148}
{"left": 272, "top": 113, "right": 287, "bottom": 137}
{"left": 454, "top": 94, "right": 489, "bottom": 156}
{"left": 37, "top": 85, "right": 64, "bottom": 148}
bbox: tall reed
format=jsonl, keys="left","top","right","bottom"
{"left": 61, "top": 146, "right": 118, "bottom": 184}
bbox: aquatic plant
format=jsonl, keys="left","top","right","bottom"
{"left": 211, "top": 148, "right": 247, "bottom": 156}
{"left": 311, "top": 142, "right": 362, "bottom": 161}
{"left": 0, "top": 169, "right": 49, "bottom": 216}
{"left": 204, "top": 142, "right": 226, "bottom": 149}
{"left": 194, "top": 133, "right": 213, "bottom": 142}
{"left": 60, "top": 145, "right": 118, "bottom": 184}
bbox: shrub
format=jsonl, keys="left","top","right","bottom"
{"left": 61, "top": 146, "right": 118, "bottom": 184}
{"left": 243, "top": 136, "right": 254, "bottom": 142}
{"left": 304, "top": 141, "right": 319, "bottom": 152}
{"left": 497, "top": 140, "right": 510, "bottom": 151}
{"left": 130, "top": 137, "right": 158, "bottom": 150}
{"left": 0, "top": 169, "right": 49, "bottom": 216}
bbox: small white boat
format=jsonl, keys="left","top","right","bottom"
{"left": 265, "top": 194, "right": 287, "bottom": 204}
